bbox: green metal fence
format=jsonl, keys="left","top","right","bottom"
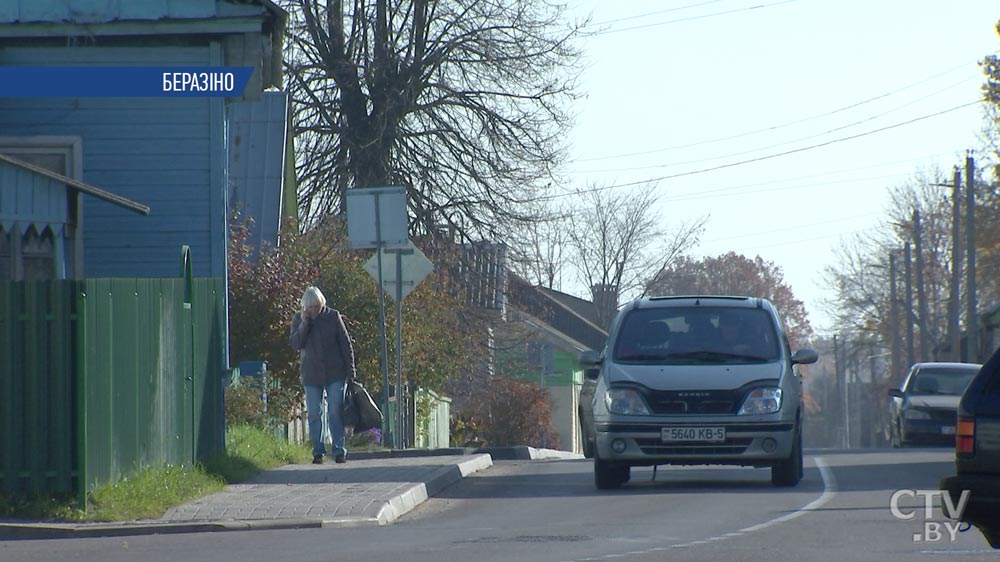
{"left": 0, "top": 280, "right": 77, "bottom": 496}
{"left": 0, "top": 274, "right": 226, "bottom": 503}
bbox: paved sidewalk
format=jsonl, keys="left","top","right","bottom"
{"left": 0, "top": 447, "right": 580, "bottom": 540}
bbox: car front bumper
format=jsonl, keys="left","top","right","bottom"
{"left": 940, "top": 473, "right": 1000, "bottom": 528}
{"left": 901, "top": 419, "right": 956, "bottom": 444}
{"left": 594, "top": 420, "right": 796, "bottom": 467}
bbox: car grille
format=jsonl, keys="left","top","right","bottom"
{"left": 644, "top": 389, "right": 740, "bottom": 415}
{"left": 635, "top": 437, "right": 753, "bottom": 455}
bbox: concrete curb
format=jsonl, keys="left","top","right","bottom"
{"left": 380, "top": 453, "right": 491, "bottom": 525}
{"left": 0, "top": 453, "right": 497, "bottom": 540}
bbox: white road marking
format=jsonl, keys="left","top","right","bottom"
{"left": 738, "top": 457, "right": 837, "bottom": 533}
{"left": 564, "top": 457, "right": 837, "bottom": 561}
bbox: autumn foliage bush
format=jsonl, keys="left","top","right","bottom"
{"left": 227, "top": 216, "right": 318, "bottom": 426}
{"left": 227, "top": 215, "right": 486, "bottom": 436}
{"left": 451, "top": 376, "right": 560, "bottom": 449}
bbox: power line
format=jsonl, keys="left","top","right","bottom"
{"left": 538, "top": 100, "right": 981, "bottom": 203}
{"left": 659, "top": 153, "right": 965, "bottom": 201}
{"left": 575, "top": 76, "right": 979, "bottom": 175}
{"left": 591, "top": 0, "right": 802, "bottom": 36}
{"left": 701, "top": 212, "right": 881, "bottom": 243}
{"left": 588, "top": 0, "right": 729, "bottom": 27}
{"left": 573, "top": 63, "right": 977, "bottom": 165}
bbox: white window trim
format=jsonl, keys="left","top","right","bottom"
{"left": 0, "top": 136, "right": 82, "bottom": 280}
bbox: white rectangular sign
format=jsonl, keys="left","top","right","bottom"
{"left": 346, "top": 187, "right": 408, "bottom": 249}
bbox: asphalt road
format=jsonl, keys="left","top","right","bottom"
{"left": 3, "top": 448, "right": 996, "bottom": 562}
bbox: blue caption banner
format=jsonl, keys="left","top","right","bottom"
{"left": 0, "top": 66, "right": 255, "bottom": 97}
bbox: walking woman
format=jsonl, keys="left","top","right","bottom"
{"left": 289, "top": 286, "right": 356, "bottom": 464}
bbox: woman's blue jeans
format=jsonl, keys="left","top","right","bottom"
{"left": 305, "top": 380, "right": 347, "bottom": 458}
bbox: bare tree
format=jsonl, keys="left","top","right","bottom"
{"left": 566, "top": 185, "right": 705, "bottom": 328}
{"left": 821, "top": 232, "right": 893, "bottom": 337}
{"left": 504, "top": 202, "right": 570, "bottom": 290}
{"left": 280, "top": 0, "right": 585, "bottom": 243}
{"left": 823, "top": 169, "right": 965, "bottom": 362}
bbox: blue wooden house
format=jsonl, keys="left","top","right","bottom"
{"left": 0, "top": 0, "right": 288, "bottom": 280}
{"left": 0, "top": 0, "right": 293, "bottom": 498}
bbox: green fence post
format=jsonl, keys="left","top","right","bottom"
{"left": 75, "top": 286, "right": 87, "bottom": 510}
{"left": 181, "top": 246, "right": 196, "bottom": 466}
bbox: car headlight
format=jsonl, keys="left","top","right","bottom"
{"left": 903, "top": 408, "right": 931, "bottom": 420}
{"left": 738, "top": 388, "right": 782, "bottom": 415}
{"left": 605, "top": 388, "right": 651, "bottom": 415}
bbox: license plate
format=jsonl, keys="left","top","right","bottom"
{"left": 661, "top": 426, "right": 726, "bottom": 442}
{"left": 942, "top": 426, "right": 956, "bottom": 435}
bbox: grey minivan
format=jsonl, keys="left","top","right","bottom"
{"left": 579, "top": 295, "right": 818, "bottom": 489}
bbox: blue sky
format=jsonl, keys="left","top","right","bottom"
{"left": 561, "top": 0, "right": 1000, "bottom": 334}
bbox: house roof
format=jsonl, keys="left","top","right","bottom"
{"left": 228, "top": 90, "right": 288, "bottom": 252}
{"left": 537, "top": 286, "right": 603, "bottom": 327}
{"left": 0, "top": 0, "right": 283, "bottom": 24}
{"left": 506, "top": 274, "right": 608, "bottom": 352}
{"left": 0, "top": 0, "right": 286, "bottom": 38}
{"left": 0, "top": 152, "right": 149, "bottom": 215}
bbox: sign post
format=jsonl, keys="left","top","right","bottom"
{"left": 364, "top": 240, "right": 433, "bottom": 447}
{"left": 346, "top": 187, "right": 406, "bottom": 447}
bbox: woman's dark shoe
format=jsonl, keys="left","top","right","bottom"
{"left": 312, "top": 454, "right": 324, "bottom": 464}
{"left": 334, "top": 454, "right": 347, "bottom": 464}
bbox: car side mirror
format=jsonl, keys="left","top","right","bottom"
{"left": 791, "top": 348, "right": 818, "bottom": 365}
{"left": 888, "top": 388, "right": 904, "bottom": 398}
{"left": 579, "top": 349, "right": 602, "bottom": 368}
{"left": 584, "top": 368, "right": 600, "bottom": 381}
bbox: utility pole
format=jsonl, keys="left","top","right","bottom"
{"left": 904, "top": 242, "right": 915, "bottom": 368}
{"left": 914, "top": 210, "right": 929, "bottom": 361}
{"left": 948, "top": 167, "right": 962, "bottom": 361}
{"left": 834, "top": 334, "right": 844, "bottom": 448}
{"left": 966, "top": 154, "right": 978, "bottom": 362}
{"left": 889, "top": 253, "right": 900, "bottom": 381}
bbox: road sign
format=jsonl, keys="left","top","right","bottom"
{"left": 346, "top": 187, "right": 408, "bottom": 249}
{"left": 364, "top": 240, "right": 433, "bottom": 301}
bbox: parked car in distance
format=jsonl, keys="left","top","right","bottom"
{"left": 887, "top": 362, "right": 981, "bottom": 447}
{"left": 940, "top": 347, "right": 1000, "bottom": 548}
{"left": 578, "top": 295, "right": 818, "bottom": 489}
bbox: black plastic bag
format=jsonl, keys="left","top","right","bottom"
{"left": 342, "top": 383, "right": 361, "bottom": 428}
{"left": 343, "top": 381, "right": 383, "bottom": 432}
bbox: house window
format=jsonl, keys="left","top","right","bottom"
{"left": 0, "top": 136, "right": 81, "bottom": 280}
{"left": 22, "top": 227, "right": 55, "bottom": 281}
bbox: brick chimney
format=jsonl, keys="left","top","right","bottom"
{"left": 591, "top": 283, "right": 619, "bottom": 330}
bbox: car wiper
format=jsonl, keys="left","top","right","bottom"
{"left": 660, "top": 350, "right": 731, "bottom": 363}
{"left": 617, "top": 353, "right": 669, "bottom": 362}
{"left": 663, "top": 350, "right": 771, "bottom": 363}
{"left": 723, "top": 353, "right": 772, "bottom": 362}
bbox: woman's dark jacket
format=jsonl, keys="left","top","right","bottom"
{"left": 289, "top": 307, "right": 356, "bottom": 386}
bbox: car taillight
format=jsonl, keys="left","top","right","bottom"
{"left": 956, "top": 418, "right": 975, "bottom": 455}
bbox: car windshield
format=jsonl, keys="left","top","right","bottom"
{"left": 612, "top": 306, "right": 780, "bottom": 364}
{"left": 907, "top": 368, "right": 979, "bottom": 396}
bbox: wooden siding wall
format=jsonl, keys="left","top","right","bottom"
{"left": 0, "top": 45, "right": 227, "bottom": 279}
{"left": 0, "top": 161, "right": 67, "bottom": 229}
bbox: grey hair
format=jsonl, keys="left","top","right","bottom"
{"left": 301, "top": 286, "right": 327, "bottom": 309}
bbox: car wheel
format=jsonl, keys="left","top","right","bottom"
{"left": 595, "top": 457, "right": 629, "bottom": 489}
{"left": 772, "top": 427, "right": 803, "bottom": 487}
{"left": 579, "top": 414, "right": 595, "bottom": 459}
